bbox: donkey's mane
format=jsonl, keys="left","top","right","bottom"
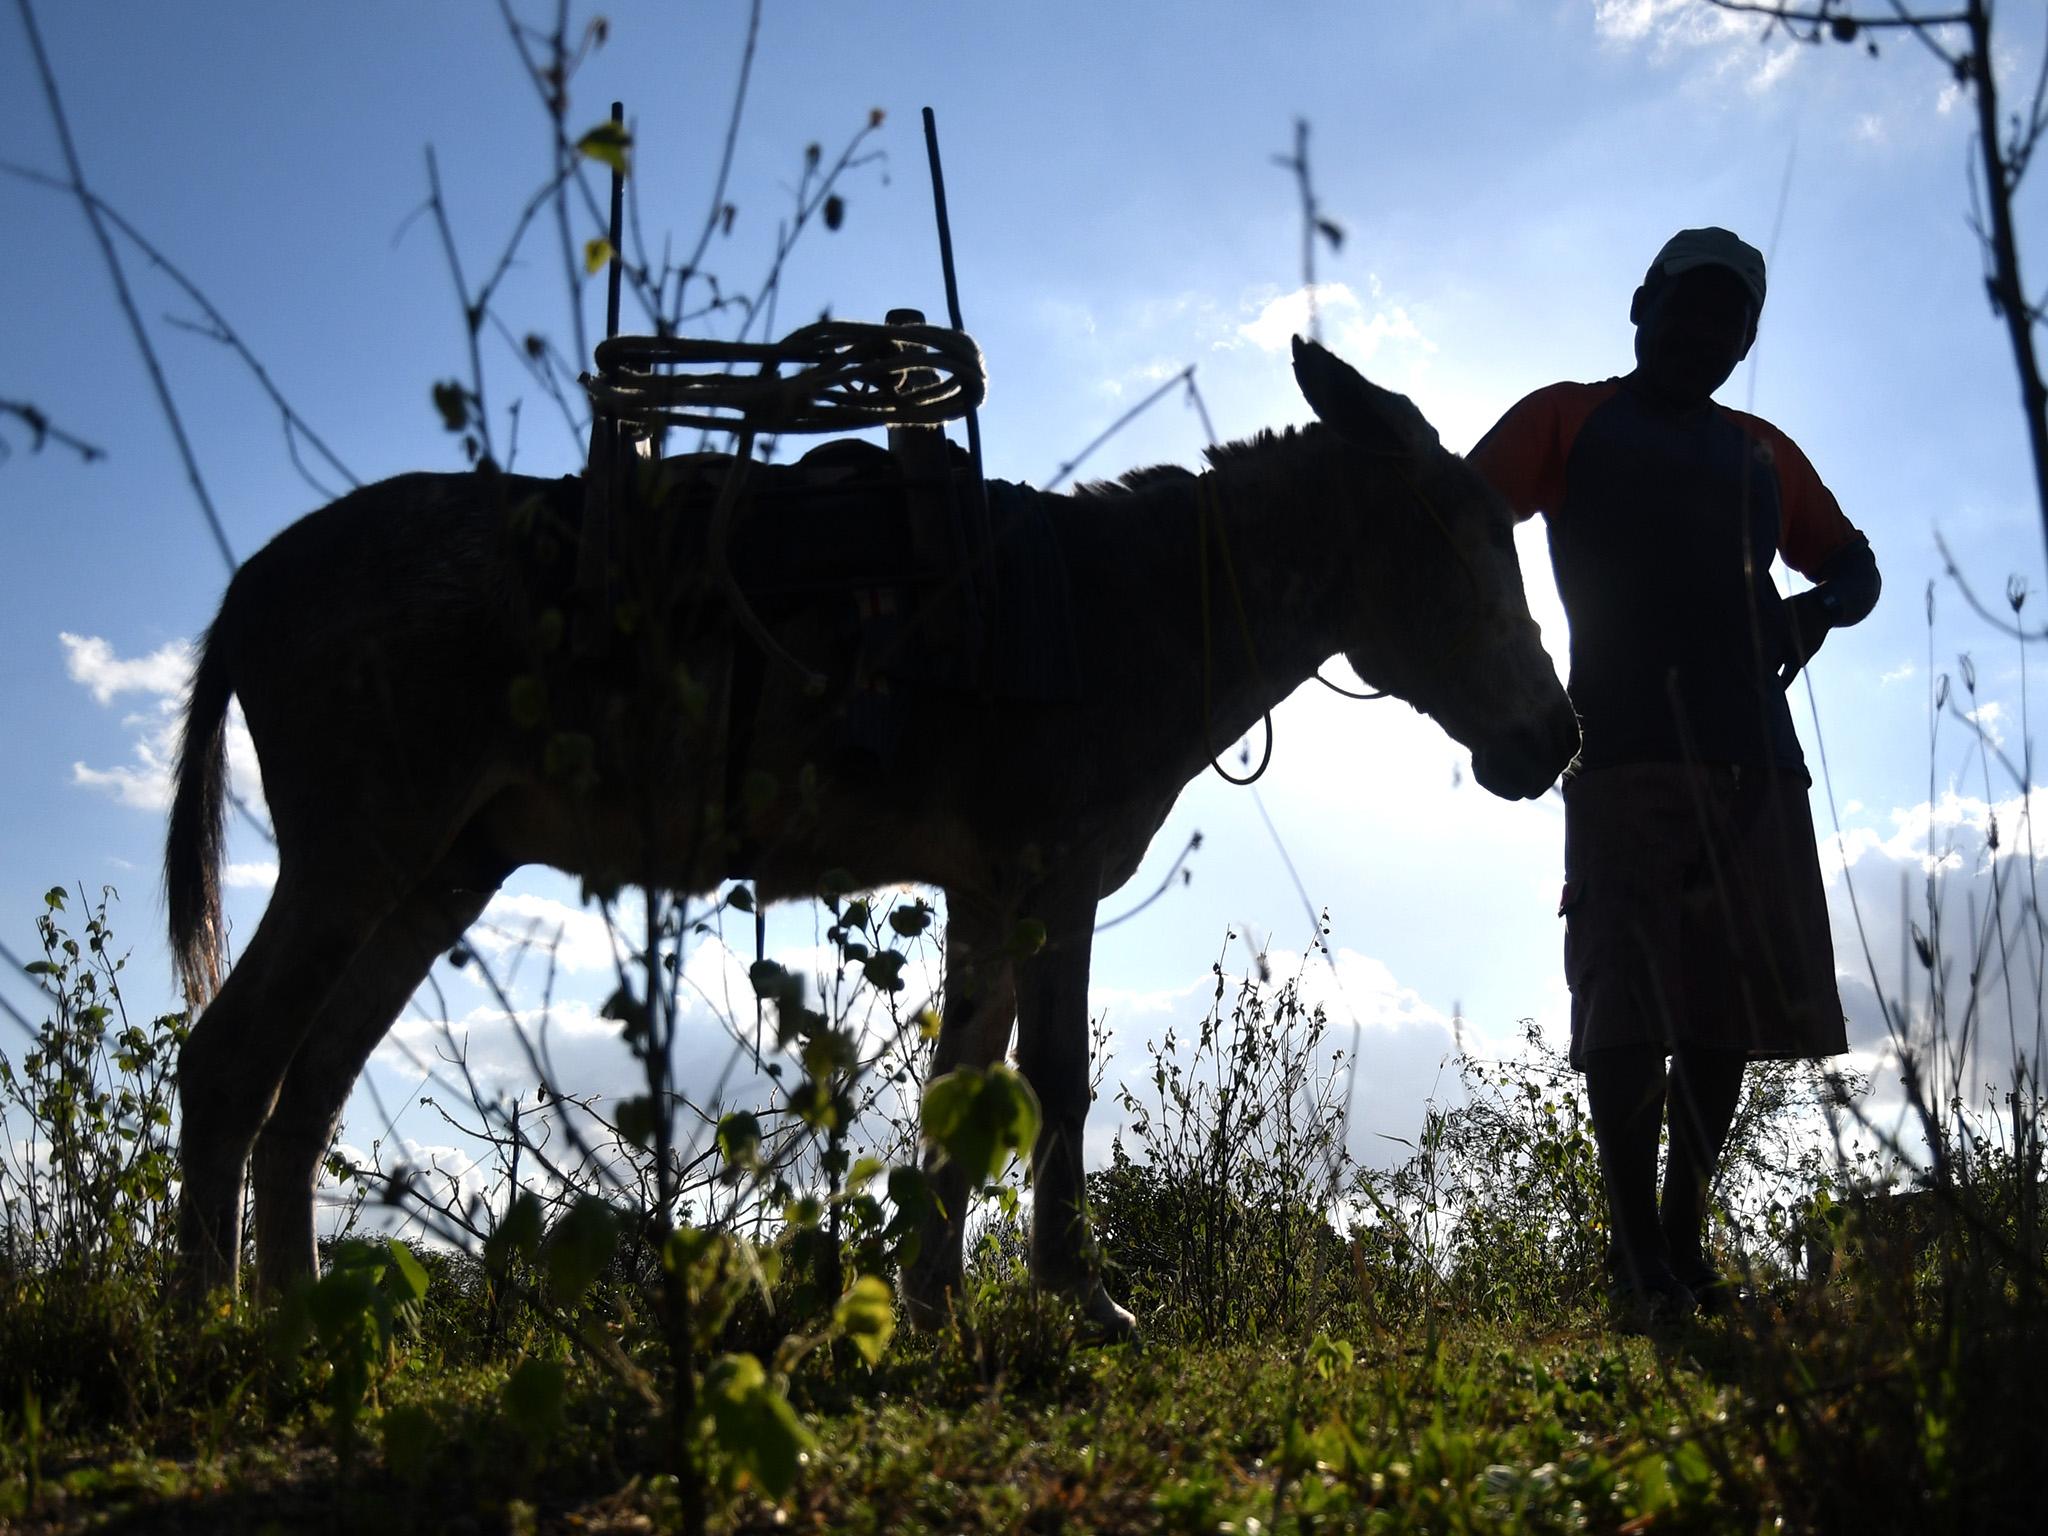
{"left": 1075, "top": 424, "right": 1315, "bottom": 500}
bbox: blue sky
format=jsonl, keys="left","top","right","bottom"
{"left": 5, "top": 1, "right": 2045, "bottom": 1206}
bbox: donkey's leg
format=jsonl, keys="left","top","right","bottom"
{"left": 251, "top": 880, "right": 497, "bottom": 1297}
{"left": 904, "top": 891, "right": 1016, "bottom": 1331}
{"left": 177, "top": 868, "right": 396, "bottom": 1300}
{"left": 1012, "top": 888, "right": 1136, "bottom": 1339}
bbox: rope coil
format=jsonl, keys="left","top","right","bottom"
{"left": 583, "top": 318, "right": 986, "bottom": 436}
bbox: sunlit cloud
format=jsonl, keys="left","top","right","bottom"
{"left": 1233, "top": 282, "right": 1436, "bottom": 369}
{"left": 60, "top": 632, "right": 191, "bottom": 705}
{"left": 1592, "top": 0, "right": 1800, "bottom": 92}
{"left": 64, "top": 632, "right": 264, "bottom": 820}
{"left": 470, "top": 889, "right": 626, "bottom": 979}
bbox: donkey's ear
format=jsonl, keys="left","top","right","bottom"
{"left": 1291, "top": 335, "right": 1440, "bottom": 457}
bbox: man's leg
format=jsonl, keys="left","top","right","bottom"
{"left": 1584, "top": 1043, "right": 1689, "bottom": 1319}
{"left": 1661, "top": 1046, "right": 1747, "bottom": 1303}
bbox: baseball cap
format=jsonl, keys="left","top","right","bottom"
{"left": 1647, "top": 227, "right": 1767, "bottom": 313}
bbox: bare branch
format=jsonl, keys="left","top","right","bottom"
{"left": 1, "top": 157, "right": 359, "bottom": 495}
{"left": 422, "top": 146, "right": 495, "bottom": 468}
{"left": 1702, "top": 0, "right": 1969, "bottom": 31}
{"left": 13, "top": 0, "right": 236, "bottom": 571}
{"left": 0, "top": 398, "right": 105, "bottom": 463}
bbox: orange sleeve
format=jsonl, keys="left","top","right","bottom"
{"left": 1740, "top": 414, "right": 1861, "bottom": 577}
{"left": 1467, "top": 382, "right": 1609, "bottom": 523}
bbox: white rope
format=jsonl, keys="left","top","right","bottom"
{"left": 582, "top": 318, "right": 985, "bottom": 436}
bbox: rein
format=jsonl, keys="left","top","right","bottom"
{"left": 1195, "top": 477, "right": 1276, "bottom": 785}
{"left": 1191, "top": 444, "right": 1495, "bottom": 785}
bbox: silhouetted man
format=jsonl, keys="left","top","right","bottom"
{"left": 1471, "top": 227, "right": 1880, "bottom": 1325}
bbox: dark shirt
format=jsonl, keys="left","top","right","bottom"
{"left": 1470, "top": 378, "right": 1867, "bottom": 775}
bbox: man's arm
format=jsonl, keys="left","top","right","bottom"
{"left": 1780, "top": 535, "right": 1880, "bottom": 688}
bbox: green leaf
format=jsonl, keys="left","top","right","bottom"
{"left": 788, "top": 1076, "right": 839, "bottom": 1131}
{"left": 784, "top": 1194, "right": 824, "bottom": 1230}
{"left": 717, "top": 1110, "right": 763, "bottom": 1171}
{"left": 727, "top": 884, "right": 756, "bottom": 914}
{"left": 860, "top": 950, "right": 907, "bottom": 993}
{"left": 503, "top": 1358, "right": 567, "bottom": 1446}
{"left": 832, "top": 1274, "right": 896, "bottom": 1366}
{"left": 703, "top": 1353, "right": 815, "bottom": 1499}
{"left": 801, "top": 1027, "right": 858, "bottom": 1081}
{"left": 431, "top": 379, "right": 470, "bottom": 433}
{"left": 1308, "top": 1331, "right": 1354, "bottom": 1379}
{"left": 386, "top": 1240, "right": 429, "bottom": 1303}
{"left": 542, "top": 731, "right": 595, "bottom": 782}
{"left": 507, "top": 674, "right": 547, "bottom": 729}
{"left": 575, "top": 121, "right": 633, "bottom": 174}
{"left": 748, "top": 959, "right": 801, "bottom": 1008}
{"left": 381, "top": 1403, "right": 439, "bottom": 1485}
{"left": 920, "top": 1064, "right": 1041, "bottom": 1187}
{"left": 543, "top": 1195, "right": 618, "bottom": 1306}
{"left": 43, "top": 887, "right": 65, "bottom": 911}
{"left": 485, "top": 1191, "right": 545, "bottom": 1275}
{"left": 884, "top": 1165, "right": 932, "bottom": 1237}
{"left": 1006, "top": 917, "right": 1048, "bottom": 958}
{"left": 887, "top": 901, "right": 931, "bottom": 938}
{"left": 598, "top": 984, "right": 651, "bottom": 1044}
{"left": 614, "top": 1093, "right": 660, "bottom": 1149}
{"left": 663, "top": 1223, "right": 715, "bottom": 1277}
{"left": 583, "top": 237, "right": 615, "bottom": 276}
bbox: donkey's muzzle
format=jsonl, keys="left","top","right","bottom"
{"left": 1470, "top": 697, "right": 1579, "bottom": 801}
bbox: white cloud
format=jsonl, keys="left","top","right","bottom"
{"left": 1821, "top": 784, "right": 2048, "bottom": 1105}
{"left": 1965, "top": 699, "right": 2007, "bottom": 748}
{"left": 1881, "top": 660, "right": 1917, "bottom": 685}
{"left": 224, "top": 861, "right": 279, "bottom": 890}
{"left": 72, "top": 753, "right": 175, "bottom": 812}
{"left": 1234, "top": 282, "right": 1436, "bottom": 368}
{"left": 63, "top": 633, "right": 266, "bottom": 820}
{"left": 60, "top": 632, "right": 191, "bottom": 705}
{"left": 1592, "top": 0, "right": 1799, "bottom": 91}
{"left": 470, "top": 889, "right": 626, "bottom": 979}
{"left": 1743, "top": 39, "right": 1801, "bottom": 94}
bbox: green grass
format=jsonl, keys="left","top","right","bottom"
{"left": 6, "top": 1282, "right": 2031, "bottom": 1535}
{"left": 6, "top": 888, "right": 2042, "bottom": 1533}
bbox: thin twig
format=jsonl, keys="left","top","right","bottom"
{"left": 423, "top": 146, "right": 495, "bottom": 466}
{"left": 1044, "top": 365, "right": 1198, "bottom": 492}
{"left": 0, "top": 398, "right": 105, "bottom": 463}
{"left": 13, "top": 0, "right": 236, "bottom": 571}
{"left": 1937, "top": 531, "right": 2048, "bottom": 641}
{"left": 0, "top": 162, "right": 360, "bottom": 493}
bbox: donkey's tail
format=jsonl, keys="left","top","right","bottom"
{"left": 166, "top": 620, "right": 233, "bottom": 1007}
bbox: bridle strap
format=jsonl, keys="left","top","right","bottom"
{"left": 1195, "top": 477, "right": 1276, "bottom": 786}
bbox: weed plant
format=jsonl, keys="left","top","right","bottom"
{"left": 0, "top": 885, "right": 201, "bottom": 1429}
{"left": 1094, "top": 945, "right": 1356, "bottom": 1343}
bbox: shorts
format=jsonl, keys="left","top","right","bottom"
{"left": 1560, "top": 761, "right": 1848, "bottom": 1070}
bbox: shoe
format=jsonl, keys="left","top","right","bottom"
{"left": 1672, "top": 1263, "right": 1749, "bottom": 1318}
{"left": 1606, "top": 1265, "right": 1697, "bottom": 1333}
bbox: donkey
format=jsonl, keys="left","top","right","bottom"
{"left": 167, "top": 337, "right": 1576, "bottom": 1332}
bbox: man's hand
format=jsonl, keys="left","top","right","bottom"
{"left": 1778, "top": 588, "right": 1834, "bottom": 689}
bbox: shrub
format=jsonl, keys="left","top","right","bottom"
{"left": 1093, "top": 948, "right": 1357, "bottom": 1342}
